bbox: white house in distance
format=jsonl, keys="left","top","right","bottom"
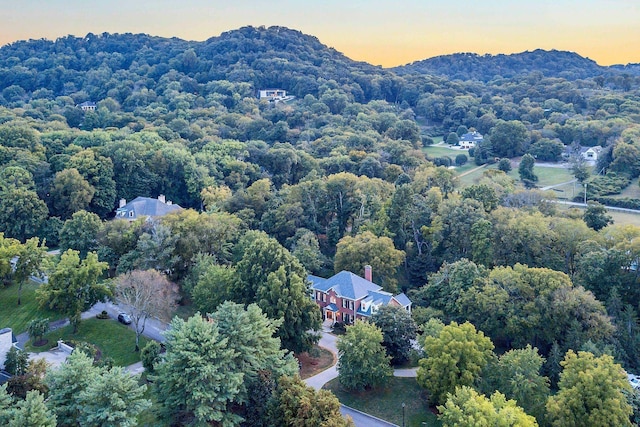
{"left": 459, "top": 131, "right": 484, "bottom": 149}
{"left": 581, "top": 145, "right": 603, "bottom": 162}
{"left": 77, "top": 101, "right": 97, "bottom": 111}
{"left": 258, "top": 89, "right": 287, "bottom": 100}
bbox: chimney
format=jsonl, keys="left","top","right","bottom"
{"left": 364, "top": 265, "right": 372, "bottom": 282}
{"left": 158, "top": 194, "right": 166, "bottom": 203}
{"left": 119, "top": 198, "right": 126, "bottom": 208}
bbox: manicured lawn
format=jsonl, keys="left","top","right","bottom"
{"left": 26, "top": 317, "right": 150, "bottom": 366}
{"left": 0, "top": 280, "right": 64, "bottom": 334}
{"left": 423, "top": 144, "right": 470, "bottom": 161}
{"left": 324, "top": 377, "right": 441, "bottom": 427}
{"left": 608, "top": 210, "right": 640, "bottom": 226}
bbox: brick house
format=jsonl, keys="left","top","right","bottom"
{"left": 308, "top": 266, "right": 411, "bottom": 325}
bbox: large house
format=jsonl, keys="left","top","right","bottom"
{"left": 582, "top": 145, "right": 603, "bottom": 161}
{"left": 459, "top": 131, "right": 484, "bottom": 149}
{"left": 115, "top": 195, "right": 182, "bottom": 221}
{"left": 77, "top": 101, "right": 97, "bottom": 111}
{"left": 309, "top": 266, "right": 411, "bottom": 325}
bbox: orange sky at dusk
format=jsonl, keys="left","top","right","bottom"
{"left": 2, "top": 0, "right": 639, "bottom": 67}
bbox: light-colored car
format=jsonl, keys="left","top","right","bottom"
{"left": 117, "top": 312, "right": 132, "bottom": 325}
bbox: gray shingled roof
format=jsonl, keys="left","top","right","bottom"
{"left": 460, "top": 131, "right": 484, "bottom": 142}
{"left": 116, "top": 197, "right": 182, "bottom": 219}
{"left": 311, "top": 271, "right": 382, "bottom": 300}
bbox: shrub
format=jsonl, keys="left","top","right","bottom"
{"left": 498, "top": 158, "right": 512, "bottom": 172}
{"left": 141, "top": 341, "right": 162, "bottom": 373}
{"left": 96, "top": 310, "right": 109, "bottom": 320}
{"left": 455, "top": 154, "right": 468, "bottom": 166}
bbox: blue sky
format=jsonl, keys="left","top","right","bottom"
{"left": 2, "top": 0, "right": 639, "bottom": 66}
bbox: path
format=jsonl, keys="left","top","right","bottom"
{"left": 304, "top": 328, "right": 418, "bottom": 427}
{"left": 540, "top": 179, "right": 577, "bottom": 191}
{"left": 552, "top": 199, "right": 640, "bottom": 214}
{"left": 457, "top": 163, "right": 487, "bottom": 178}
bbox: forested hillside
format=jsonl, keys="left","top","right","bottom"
{"left": 394, "top": 49, "right": 627, "bottom": 82}
{"left": 1, "top": 25, "right": 640, "bottom": 426}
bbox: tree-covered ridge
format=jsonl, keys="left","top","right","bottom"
{"left": 0, "top": 26, "right": 412, "bottom": 105}
{"left": 394, "top": 49, "right": 617, "bottom": 81}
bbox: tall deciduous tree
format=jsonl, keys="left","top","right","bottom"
{"left": 583, "top": 202, "right": 613, "bottom": 231}
{"left": 269, "top": 375, "right": 354, "bottom": 427}
{"left": 13, "top": 237, "right": 47, "bottom": 305}
{"left": 486, "top": 345, "right": 550, "bottom": 422}
{"left": 59, "top": 210, "right": 102, "bottom": 257}
{"left": 234, "top": 232, "right": 321, "bottom": 353}
{"left": 418, "top": 321, "right": 495, "bottom": 405}
{"left": 337, "top": 321, "right": 392, "bottom": 391}
{"left": 490, "top": 120, "right": 528, "bottom": 158}
{"left": 439, "top": 387, "right": 538, "bottom": 427}
{"left": 115, "top": 269, "right": 179, "bottom": 351}
{"left": 334, "top": 231, "right": 405, "bottom": 293}
{"left": 518, "top": 153, "right": 538, "bottom": 184}
{"left": 371, "top": 305, "right": 418, "bottom": 365}
{"left": 50, "top": 168, "right": 95, "bottom": 219}
{"left": 36, "top": 250, "right": 110, "bottom": 332}
{"left": 0, "top": 188, "right": 48, "bottom": 242}
{"left": 546, "top": 350, "right": 632, "bottom": 427}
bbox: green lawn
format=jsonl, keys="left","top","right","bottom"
{"left": 26, "top": 317, "right": 151, "bottom": 366}
{"left": 608, "top": 210, "right": 640, "bottom": 226}
{"left": 423, "top": 144, "right": 470, "bottom": 161}
{"left": 613, "top": 177, "right": 640, "bottom": 199}
{"left": 324, "top": 377, "right": 441, "bottom": 427}
{"left": 0, "top": 280, "right": 64, "bottom": 334}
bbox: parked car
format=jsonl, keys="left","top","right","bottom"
{"left": 117, "top": 312, "right": 132, "bottom": 325}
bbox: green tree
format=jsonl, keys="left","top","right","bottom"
{"left": 140, "top": 341, "right": 161, "bottom": 373}
{"left": 8, "top": 390, "right": 56, "bottom": 427}
{"left": 234, "top": 232, "right": 321, "bottom": 353}
{"left": 37, "top": 250, "right": 110, "bottom": 332}
{"left": 13, "top": 237, "right": 47, "bottom": 305}
{"left": 50, "top": 168, "right": 95, "bottom": 219}
{"left": 446, "top": 132, "right": 460, "bottom": 146}
{"left": 490, "top": 120, "right": 528, "bottom": 158}
{"left": 259, "top": 266, "right": 322, "bottom": 354}
{"left": 153, "top": 315, "right": 244, "bottom": 426}
{"left": 209, "top": 302, "right": 298, "bottom": 416}
{"left": 489, "top": 345, "right": 550, "bottom": 422}
{"left": 3, "top": 347, "right": 28, "bottom": 376}
{"left": 269, "top": 375, "right": 354, "bottom": 427}
{"left": 417, "top": 321, "right": 495, "bottom": 405}
{"left": 462, "top": 184, "right": 499, "bottom": 212}
{"left": 546, "top": 350, "right": 632, "bottom": 427}
{"left": 334, "top": 231, "right": 405, "bottom": 293}
{"left": 291, "top": 229, "right": 325, "bottom": 275}
{"left": 498, "top": 158, "right": 512, "bottom": 172}
{"left": 371, "top": 305, "right": 418, "bottom": 365}
{"left": 0, "top": 188, "right": 48, "bottom": 242}
{"left": 518, "top": 153, "right": 538, "bottom": 183}
{"left": 0, "top": 384, "right": 13, "bottom": 425}
{"left": 191, "top": 263, "right": 236, "bottom": 314}
{"left": 77, "top": 366, "right": 150, "bottom": 427}
{"left": 45, "top": 351, "right": 97, "bottom": 426}
{"left": 26, "top": 318, "right": 49, "bottom": 345}
{"left": 455, "top": 153, "right": 468, "bottom": 166}
{"left": 583, "top": 202, "right": 613, "bottom": 231}
{"left": 439, "top": 386, "right": 538, "bottom": 427}
{"left": 59, "top": 210, "right": 103, "bottom": 257}
{"left": 337, "top": 321, "right": 393, "bottom": 391}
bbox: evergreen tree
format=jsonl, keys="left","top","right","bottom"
{"left": 8, "top": 390, "right": 56, "bottom": 427}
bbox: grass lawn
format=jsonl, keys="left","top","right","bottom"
{"left": 613, "top": 177, "right": 640, "bottom": 199}
{"left": 608, "top": 210, "right": 640, "bottom": 226}
{"left": 26, "top": 317, "right": 150, "bottom": 366}
{"left": 0, "top": 280, "right": 64, "bottom": 334}
{"left": 324, "top": 377, "right": 441, "bottom": 427}
{"left": 423, "top": 144, "right": 470, "bottom": 161}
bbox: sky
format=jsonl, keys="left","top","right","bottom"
{"left": 2, "top": 0, "right": 639, "bottom": 67}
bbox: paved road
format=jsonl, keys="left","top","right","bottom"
{"left": 87, "top": 301, "right": 169, "bottom": 342}
{"left": 552, "top": 199, "right": 640, "bottom": 214}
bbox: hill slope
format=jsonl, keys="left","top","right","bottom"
{"left": 393, "top": 49, "right": 607, "bottom": 81}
